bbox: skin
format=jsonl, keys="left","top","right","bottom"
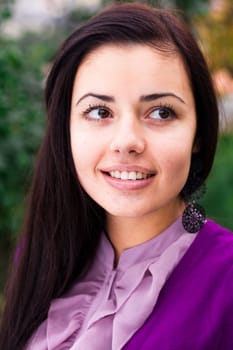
{"left": 70, "top": 44, "right": 197, "bottom": 260}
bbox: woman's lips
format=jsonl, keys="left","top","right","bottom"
{"left": 108, "top": 170, "right": 153, "bottom": 180}
{"left": 101, "top": 170, "right": 155, "bottom": 190}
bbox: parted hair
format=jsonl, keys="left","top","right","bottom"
{"left": 0, "top": 2, "right": 218, "bottom": 349}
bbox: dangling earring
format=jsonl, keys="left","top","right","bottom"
{"left": 181, "top": 155, "right": 206, "bottom": 234}
{"left": 182, "top": 200, "right": 206, "bottom": 234}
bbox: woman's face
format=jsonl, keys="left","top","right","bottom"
{"left": 70, "top": 44, "right": 197, "bottom": 223}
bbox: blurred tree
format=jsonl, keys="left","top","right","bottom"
{"left": 194, "top": 0, "right": 233, "bottom": 71}
{"left": 0, "top": 0, "right": 13, "bottom": 22}
{"left": 0, "top": 29, "right": 66, "bottom": 293}
{"left": 174, "top": 0, "right": 209, "bottom": 15}
{"left": 0, "top": 0, "right": 94, "bottom": 294}
{"left": 101, "top": 0, "right": 210, "bottom": 17}
{"left": 0, "top": 34, "right": 46, "bottom": 287}
{"left": 0, "top": 36, "right": 48, "bottom": 230}
{"left": 202, "top": 133, "right": 233, "bottom": 230}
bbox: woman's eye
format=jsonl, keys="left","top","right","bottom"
{"left": 86, "top": 107, "right": 111, "bottom": 120}
{"left": 149, "top": 107, "right": 175, "bottom": 120}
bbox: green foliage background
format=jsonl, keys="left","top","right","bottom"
{"left": 0, "top": 34, "right": 45, "bottom": 289}
{"left": 201, "top": 134, "right": 233, "bottom": 229}
{"left": 0, "top": 0, "right": 233, "bottom": 294}
{"left": 0, "top": 3, "right": 93, "bottom": 292}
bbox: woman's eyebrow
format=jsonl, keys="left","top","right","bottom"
{"left": 76, "top": 93, "right": 115, "bottom": 105}
{"left": 140, "top": 93, "right": 186, "bottom": 104}
{"left": 76, "top": 92, "right": 186, "bottom": 106}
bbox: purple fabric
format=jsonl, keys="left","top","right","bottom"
{"left": 26, "top": 217, "right": 195, "bottom": 349}
{"left": 123, "top": 220, "right": 233, "bottom": 350}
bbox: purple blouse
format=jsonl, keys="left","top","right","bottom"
{"left": 26, "top": 217, "right": 196, "bottom": 350}
{"left": 123, "top": 220, "right": 233, "bottom": 349}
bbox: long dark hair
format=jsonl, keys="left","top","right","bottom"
{"left": 0, "top": 2, "right": 218, "bottom": 349}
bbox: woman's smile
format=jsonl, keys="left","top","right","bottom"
{"left": 99, "top": 164, "right": 156, "bottom": 190}
{"left": 108, "top": 171, "right": 152, "bottom": 181}
{"left": 101, "top": 169, "right": 156, "bottom": 191}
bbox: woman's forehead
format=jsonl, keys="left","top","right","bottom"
{"left": 72, "top": 44, "right": 194, "bottom": 108}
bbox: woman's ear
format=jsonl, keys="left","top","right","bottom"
{"left": 192, "top": 137, "right": 201, "bottom": 153}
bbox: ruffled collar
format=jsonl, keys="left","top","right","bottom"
{"left": 34, "top": 216, "right": 197, "bottom": 350}
{"left": 97, "top": 216, "right": 189, "bottom": 271}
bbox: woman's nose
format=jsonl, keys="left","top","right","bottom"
{"left": 109, "top": 118, "right": 146, "bottom": 155}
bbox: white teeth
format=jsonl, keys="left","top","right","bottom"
{"left": 121, "top": 171, "right": 128, "bottom": 180}
{"left": 129, "top": 171, "right": 137, "bottom": 180}
{"left": 109, "top": 171, "right": 152, "bottom": 180}
{"left": 136, "top": 172, "right": 143, "bottom": 179}
{"left": 115, "top": 171, "right": 121, "bottom": 178}
{"left": 110, "top": 171, "right": 121, "bottom": 178}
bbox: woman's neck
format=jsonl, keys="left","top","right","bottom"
{"left": 106, "top": 200, "right": 185, "bottom": 262}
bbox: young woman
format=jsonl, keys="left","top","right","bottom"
{"left": 1, "top": 2, "right": 233, "bottom": 349}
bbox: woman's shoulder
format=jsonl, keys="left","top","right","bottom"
{"left": 166, "top": 219, "right": 233, "bottom": 296}
{"left": 204, "top": 219, "right": 233, "bottom": 237}
{"left": 124, "top": 220, "right": 233, "bottom": 350}
{"left": 193, "top": 219, "right": 233, "bottom": 255}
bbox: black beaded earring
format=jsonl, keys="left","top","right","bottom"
{"left": 181, "top": 155, "right": 206, "bottom": 233}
